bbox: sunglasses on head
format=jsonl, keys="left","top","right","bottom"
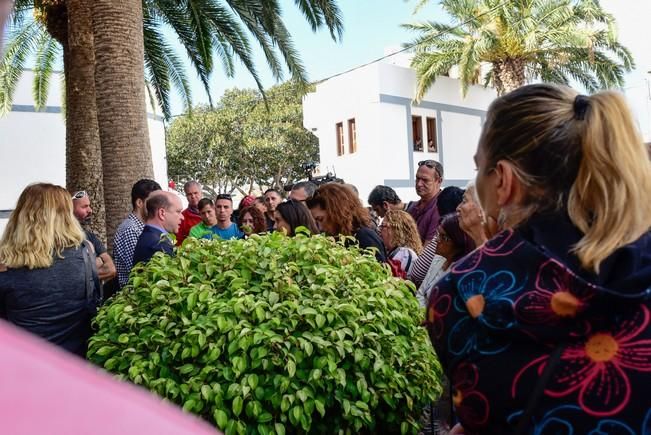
{"left": 216, "top": 193, "right": 232, "bottom": 200}
{"left": 418, "top": 160, "right": 443, "bottom": 178}
{"left": 71, "top": 191, "right": 87, "bottom": 200}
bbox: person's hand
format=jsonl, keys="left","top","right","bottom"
{"left": 457, "top": 201, "right": 488, "bottom": 246}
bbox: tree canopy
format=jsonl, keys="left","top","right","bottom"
{"left": 166, "top": 81, "right": 319, "bottom": 195}
{"left": 404, "top": 0, "right": 634, "bottom": 98}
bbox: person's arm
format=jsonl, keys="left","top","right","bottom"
{"left": 96, "top": 253, "right": 116, "bottom": 281}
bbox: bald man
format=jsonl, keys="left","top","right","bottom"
{"left": 132, "top": 191, "right": 184, "bottom": 265}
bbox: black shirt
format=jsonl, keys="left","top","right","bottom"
{"left": 353, "top": 226, "right": 387, "bottom": 262}
{"left": 85, "top": 230, "right": 106, "bottom": 256}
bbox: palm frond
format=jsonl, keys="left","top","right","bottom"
{"left": 32, "top": 30, "right": 60, "bottom": 110}
{"left": 143, "top": 16, "right": 172, "bottom": 120}
{"left": 292, "top": 0, "right": 343, "bottom": 40}
{"left": 0, "top": 19, "right": 43, "bottom": 115}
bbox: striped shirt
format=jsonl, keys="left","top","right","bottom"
{"left": 408, "top": 235, "right": 438, "bottom": 287}
{"left": 113, "top": 213, "right": 144, "bottom": 288}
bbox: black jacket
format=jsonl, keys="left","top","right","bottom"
{"left": 132, "top": 225, "right": 174, "bottom": 266}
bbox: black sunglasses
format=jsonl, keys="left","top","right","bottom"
{"left": 216, "top": 193, "right": 232, "bottom": 201}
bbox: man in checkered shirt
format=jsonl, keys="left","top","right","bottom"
{"left": 113, "top": 179, "right": 161, "bottom": 288}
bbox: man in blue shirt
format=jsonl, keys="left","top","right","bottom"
{"left": 189, "top": 195, "right": 243, "bottom": 240}
{"left": 133, "top": 191, "right": 184, "bottom": 265}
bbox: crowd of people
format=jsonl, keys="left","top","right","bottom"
{"left": 0, "top": 83, "right": 650, "bottom": 434}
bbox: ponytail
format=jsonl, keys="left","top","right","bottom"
{"left": 568, "top": 91, "right": 651, "bottom": 272}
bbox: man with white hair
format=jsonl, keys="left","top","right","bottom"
{"left": 176, "top": 180, "right": 203, "bottom": 245}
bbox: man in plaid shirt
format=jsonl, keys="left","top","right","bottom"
{"left": 113, "top": 179, "right": 161, "bottom": 288}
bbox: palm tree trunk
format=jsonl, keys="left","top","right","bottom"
{"left": 91, "top": 0, "right": 153, "bottom": 250}
{"left": 493, "top": 58, "right": 525, "bottom": 96}
{"left": 65, "top": 0, "right": 106, "bottom": 244}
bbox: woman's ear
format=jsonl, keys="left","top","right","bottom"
{"left": 493, "top": 160, "right": 522, "bottom": 207}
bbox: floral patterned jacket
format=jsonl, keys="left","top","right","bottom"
{"left": 425, "top": 212, "right": 651, "bottom": 434}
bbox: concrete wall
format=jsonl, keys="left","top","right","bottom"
{"left": 0, "top": 71, "right": 168, "bottom": 236}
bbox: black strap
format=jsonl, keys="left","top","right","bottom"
{"left": 514, "top": 344, "right": 566, "bottom": 435}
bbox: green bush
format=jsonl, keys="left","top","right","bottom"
{"left": 88, "top": 232, "right": 442, "bottom": 434}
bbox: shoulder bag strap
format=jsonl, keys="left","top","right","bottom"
{"left": 514, "top": 343, "right": 566, "bottom": 435}
{"left": 81, "top": 241, "right": 103, "bottom": 306}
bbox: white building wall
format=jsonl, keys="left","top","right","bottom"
{"left": 304, "top": 61, "right": 496, "bottom": 204}
{"left": 0, "top": 71, "right": 168, "bottom": 236}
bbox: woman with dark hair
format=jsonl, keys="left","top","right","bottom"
{"left": 409, "top": 186, "right": 466, "bottom": 286}
{"left": 417, "top": 213, "right": 475, "bottom": 307}
{"left": 307, "top": 184, "right": 386, "bottom": 262}
{"left": 274, "top": 200, "right": 319, "bottom": 236}
{"left": 237, "top": 206, "right": 266, "bottom": 236}
{"left": 426, "top": 84, "right": 651, "bottom": 433}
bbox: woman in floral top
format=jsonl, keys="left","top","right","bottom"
{"left": 425, "top": 84, "right": 651, "bottom": 434}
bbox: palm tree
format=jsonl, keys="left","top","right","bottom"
{"left": 92, "top": 0, "right": 343, "bottom": 244}
{"left": 404, "top": 0, "right": 634, "bottom": 98}
{"left": 2, "top": 0, "right": 343, "bottom": 245}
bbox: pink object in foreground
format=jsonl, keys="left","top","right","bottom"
{"left": 0, "top": 320, "right": 217, "bottom": 434}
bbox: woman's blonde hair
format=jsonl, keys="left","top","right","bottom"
{"left": 383, "top": 210, "right": 423, "bottom": 254}
{"left": 0, "top": 183, "right": 85, "bottom": 269}
{"left": 480, "top": 84, "right": 651, "bottom": 272}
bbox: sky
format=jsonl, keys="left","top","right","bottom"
{"left": 168, "top": 0, "right": 445, "bottom": 116}
{"left": 167, "top": 0, "right": 651, "bottom": 118}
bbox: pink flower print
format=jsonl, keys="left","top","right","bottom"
{"left": 452, "top": 229, "right": 524, "bottom": 273}
{"left": 451, "top": 362, "right": 490, "bottom": 429}
{"left": 426, "top": 287, "right": 452, "bottom": 340}
{"left": 515, "top": 259, "right": 595, "bottom": 325}
{"left": 512, "top": 305, "right": 651, "bottom": 417}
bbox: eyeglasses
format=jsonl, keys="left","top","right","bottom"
{"left": 71, "top": 191, "right": 87, "bottom": 200}
{"left": 438, "top": 232, "right": 451, "bottom": 242}
{"left": 216, "top": 193, "right": 232, "bottom": 201}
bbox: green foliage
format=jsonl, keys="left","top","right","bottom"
{"left": 166, "top": 81, "right": 319, "bottom": 194}
{"left": 88, "top": 232, "right": 442, "bottom": 434}
{"left": 404, "top": 0, "right": 634, "bottom": 98}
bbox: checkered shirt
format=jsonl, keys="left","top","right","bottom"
{"left": 113, "top": 213, "right": 145, "bottom": 287}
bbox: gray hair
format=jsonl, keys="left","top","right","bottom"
{"left": 291, "top": 181, "right": 317, "bottom": 199}
{"left": 183, "top": 180, "right": 201, "bottom": 193}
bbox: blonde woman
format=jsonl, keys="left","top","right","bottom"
{"left": 380, "top": 210, "right": 422, "bottom": 278}
{"left": 424, "top": 84, "right": 651, "bottom": 434}
{"left": 0, "top": 183, "right": 100, "bottom": 356}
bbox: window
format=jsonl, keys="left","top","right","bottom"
{"left": 412, "top": 116, "right": 423, "bottom": 151}
{"left": 426, "top": 117, "right": 437, "bottom": 152}
{"left": 348, "top": 118, "right": 357, "bottom": 153}
{"left": 336, "top": 122, "right": 344, "bottom": 156}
